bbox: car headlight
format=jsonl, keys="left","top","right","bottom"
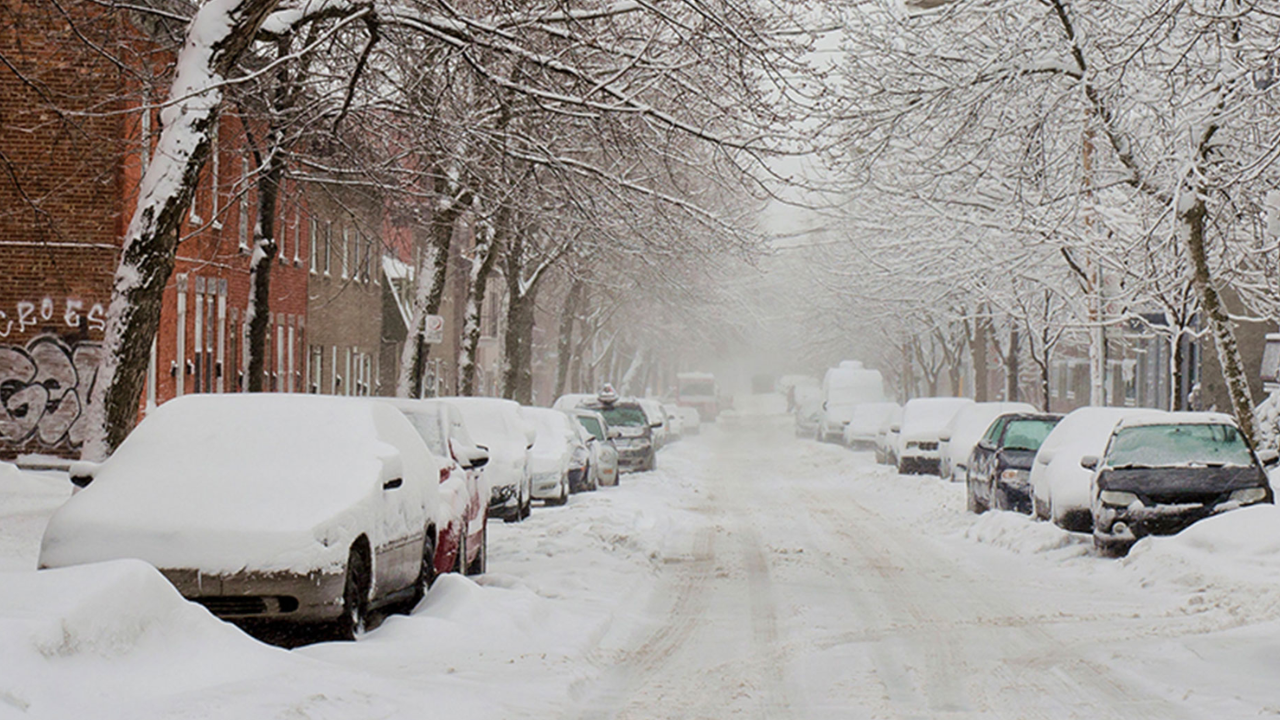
{"left": 1229, "top": 487, "right": 1269, "bottom": 505}
{"left": 1099, "top": 490, "right": 1140, "bottom": 508}
{"left": 1000, "top": 469, "right": 1028, "bottom": 485}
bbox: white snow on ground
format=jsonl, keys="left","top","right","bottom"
{"left": 7, "top": 408, "right": 1280, "bottom": 718}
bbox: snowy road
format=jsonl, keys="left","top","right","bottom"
{"left": 6, "top": 409, "right": 1280, "bottom": 718}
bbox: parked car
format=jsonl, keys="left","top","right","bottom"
{"left": 794, "top": 384, "right": 824, "bottom": 438}
{"left": 41, "top": 395, "right": 444, "bottom": 640}
{"left": 675, "top": 405, "right": 702, "bottom": 436}
{"left": 525, "top": 407, "right": 589, "bottom": 504}
{"left": 965, "top": 412, "right": 1062, "bottom": 514}
{"left": 381, "top": 398, "right": 490, "bottom": 576}
{"left": 818, "top": 362, "right": 886, "bottom": 443}
{"left": 938, "top": 401, "right": 1037, "bottom": 482}
{"left": 896, "top": 397, "right": 974, "bottom": 474}
{"left": 842, "top": 401, "right": 901, "bottom": 450}
{"left": 639, "top": 398, "right": 670, "bottom": 449}
{"left": 1086, "top": 413, "right": 1276, "bottom": 555}
{"left": 581, "top": 394, "right": 657, "bottom": 472}
{"left": 1029, "top": 406, "right": 1151, "bottom": 531}
{"left": 874, "top": 405, "right": 904, "bottom": 464}
{"left": 568, "top": 408, "right": 620, "bottom": 487}
{"left": 442, "top": 396, "right": 535, "bottom": 523}
{"left": 663, "top": 403, "right": 685, "bottom": 441}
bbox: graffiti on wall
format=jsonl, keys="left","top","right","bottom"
{"left": 0, "top": 298, "right": 107, "bottom": 338}
{"left": 0, "top": 335, "right": 101, "bottom": 451}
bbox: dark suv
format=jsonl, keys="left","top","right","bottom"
{"left": 967, "top": 413, "right": 1061, "bottom": 514}
{"left": 580, "top": 398, "right": 657, "bottom": 472}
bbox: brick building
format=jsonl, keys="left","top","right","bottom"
{"left": 0, "top": 2, "right": 363, "bottom": 460}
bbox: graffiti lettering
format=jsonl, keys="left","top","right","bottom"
{"left": 16, "top": 302, "right": 36, "bottom": 334}
{"left": 0, "top": 335, "right": 101, "bottom": 451}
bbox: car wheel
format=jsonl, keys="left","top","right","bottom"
{"left": 520, "top": 482, "right": 532, "bottom": 519}
{"left": 547, "top": 476, "right": 569, "bottom": 506}
{"left": 1033, "top": 493, "right": 1046, "bottom": 520}
{"left": 338, "top": 544, "right": 371, "bottom": 640}
{"left": 466, "top": 520, "right": 487, "bottom": 576}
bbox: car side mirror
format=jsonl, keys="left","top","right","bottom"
{"left": 1080, "top": 455, "right": 1099, "bottom": 471}
{"left": 608, "top": 428, "right": 622, "bottom": 439}
{"left": 938, "top": 433, "right": 951, "bottom": 443}
{"left": 1259, "top": 449, "right": 1279, "bottom": 467}
{"left": 463, "top": 446, "right": 489, "bottom": 470}
{"left": 380, "top": 453, "right": 404, "bottom": 489}
{"left": 651, "top": 422, "right": 662, "bottom": 429}
{"left": 69, "top": 460, "right": 100, "bottom": 490}
{"left": 889, "top": 424, "right": 901, "bottom": 433}
{"left": 977, "top": 440, "right": 994, "bottom": 451}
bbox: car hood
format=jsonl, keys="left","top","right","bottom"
{"left": 1099, "top": 465, "right": 1266, "bottom": 497}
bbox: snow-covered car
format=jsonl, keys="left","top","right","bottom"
{"left": 524, "top": 407, "right": 588, "bottom": 504}
{"left": 381, "top": 398, "right": 490, "bottom": 576}
{"left": 965, "top": 412, "right": 1062, "bottom": 514}
{"left": 551, "top": 393, "right": 595, "bottom": 412}
{"left": 663, "top": 403, "right": 684, "bottom": 441}
{"left": 1029, "top": 406, "right": 1152, "bottom": 531}
{"left": 896, "top": 397, "right": 974, "bottom": 475}
{"left": 938, "top": 401, "right": 1037, "bottom": 482}
{"left": 675, "top": 405, "right": 702, "bottom": 436}
{"left": 794, "top": 384, "right": 824, "bottom": 438}
{"left": 581, "top": 397, "right": 656, "bottom": 472}
{"left": 874, "top": 405, "right": 904, "bottom": 464}
{"left": 569, "top": 408, "right": 620, "bottom": 487}
{"left": 842, "top": 401, "right": 901, "bottom": 450}
{"left": 40, "top": 395, "right": 445, "bottom": 639}
{"left": 1086, "top": 413, "right": 1275, "bottom": 556}
{"left": 818, "top": 363, "right": 886, "bottom": 443}
{"left": 639, "top": 399, "right": 670, "bottom": 449}
{"left": 441, "top": 396, "right": 535, "bottom": 523}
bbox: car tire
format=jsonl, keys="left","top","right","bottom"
{"left": 403, "top": 530, "right": 437, "bottom": 613}
{"left": 547, "top": 476, "right": 569, "bottom": 506}
{"left": 466, "top": 521, "right": 487, "bottom": 576}
{"left": 1033, "top": 493, "right": 1049, "bottom": 520}
{"left": 338, "top": 543, "right": 371, "bottom": 640}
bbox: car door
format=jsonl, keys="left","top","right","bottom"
{"left": 371, "top": 407, "right": 434, "bottom": 598}
{"left": 970, "top": 418, "right": 1008, "bottom": 506}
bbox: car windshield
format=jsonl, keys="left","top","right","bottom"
{"left": 576, "top": 415, "right": 605, "bottom": 441}
{"left": 599, "top": 404, "right": 648, "bottom": 427}
{"left": 401, "top": 410, "right": 446, "bottom": 456}
{"left": 1106, "top": 423, "right": 1255, "bottom": 468}
{"left": 1000, "top": 419, "right": 1059, "bottom": 452}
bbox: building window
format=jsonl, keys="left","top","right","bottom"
{"left": 309, "top": 344, "right": 322, "bottom": 393}
{"left": 309, "top": 218, "right": 318, "bottom": 274}
{"left": 293, "top": 204, "right": 303, "bottom": 265}
{"left": 341, "top": 227, "right": 350, "bottom": 279}
{"left": 323, "top": 223, "right": 332, "bottom": 276}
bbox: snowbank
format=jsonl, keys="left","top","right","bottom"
{"left": 0, "top": 560, "right": 287, "bottom": 717}
{"left": 964, "top": 510, "right": 1090, "bottom": 557}
{"left": 0, "top": 463, "right": 69, "bottom": 572}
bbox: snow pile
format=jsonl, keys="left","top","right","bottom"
{"left": 1119, "top": 505, "right": 1280, "bottom": 625}
{"left": 964, "top": 510, "right": 1090, "bottom": 557}
{"left": 0, "top": 464, "right": 68, "bottom": 572}
{"left": 0, "top": 560, "right": 287, "bottom": 716}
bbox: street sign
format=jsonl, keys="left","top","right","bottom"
{"left": 424, "top": 314, "right": 445, "bottom": 344}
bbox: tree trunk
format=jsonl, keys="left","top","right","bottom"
{"left": 554, "top": 277, "right": 584, "bottom": 399}
{"left": 1171, "top": 330, "right": 1185, "bottom": 411}
{"left": 1183, "top": 198, "right": 1257, "bottom": 444}
{"left": 397, "top": 192, "right": 468, "bottom": 398}
{"left": 971, "top": 316, "right": 989, "bottom": 402}
{"left": 501, "top": 284, "right": 538, "bottom": 404}
{"left": 246, "top": 146, "right": 284, "bottom": 392}
{"left": 86, "top": 0, "right": 282, "bottom": 459}
{"left": 1005, "top": 327, "right": 1019, "bottom": 402}
{"left": 458, "top": 212, "right": 502, "bottom": 396}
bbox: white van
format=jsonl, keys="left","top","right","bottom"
{"left": 818, "top": 361, "right": 886, "bottom": 443}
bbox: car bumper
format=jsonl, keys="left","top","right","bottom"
{"left": 899, "top": 454, "right": 940, "bottom": 475}
{"left": 994, "top": 480, "right": 1033, "bottom": 514}
{"left": 1093, "top": 502, "right": 1232, "bottom": 551}
{"left": 159, "top": 567, "right": 345, "bottom": 623}
{"left": 531, "top": 471, "right": 564, "bottom": 499}
{"left": 616, "top": 446, "right": 653, "bottom": 471}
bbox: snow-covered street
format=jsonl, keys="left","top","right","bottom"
{"left": 6, "top": 408, "right": 1280, "bottom": 719}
